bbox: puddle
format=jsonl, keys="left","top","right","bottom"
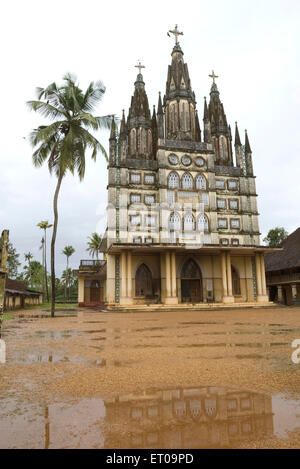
{"left": 0, "top": 385, "right": 299, "bottom": 449}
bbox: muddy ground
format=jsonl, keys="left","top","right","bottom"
{"left": 0, "top": 306, "right": 299, "bottom": 449}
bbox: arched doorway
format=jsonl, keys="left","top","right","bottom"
{"left": 181, "top": 259, "right": 203, "bottom": 303}
{"left": 135, "top": 264, "right": 153, "bottom": 297}
{"left": 232, "top": 266, "right": 241, "bottom": 296}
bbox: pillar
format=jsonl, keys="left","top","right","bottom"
{"left": 255, "top": 252, "right": 268, "bottom": 302}
{"left": 78, "top": 277, "right": 84, "bottom": 305}
{"left": 164, "top": 251, "right": 178, "bottom": 305}
{"left": 165, "top": 251, "right": 171, "bottom": 298}
{"left": 223, "top": 252, "right": 234, "bottom": 304}
{"left": 221, "top": 252, "right": 228, "bottom": 302}
{"left": 120, "top": 251, "right": 127, "bottom": 304}
{"left": 171, "top": 251, "right": 176, "bottom": 297}
{"left": 127, "top": 251, "right": 132, "bottom": 300}
{"left": 260, "top": 254, "right": 267, "bottom": 296}
{"left": 277, "top": 285, "right": 283, "bottom": 304}
{"left": 291, "top": 284, "right": 299, "bottom": 305}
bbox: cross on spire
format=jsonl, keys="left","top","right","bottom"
{"left": 168, "top": 24, "right": 183, "bottom": 45}
{"left": 135, "top": 60, "right": 145, "bottom": 74}
{"left": 209, "top": 70, "right": 219, "bottom": 84}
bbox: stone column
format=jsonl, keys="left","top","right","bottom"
{"left": 277, "top": 285, "right": 283, "bottom": 304}
{"left": 224, "top": 252, "right": 234, "bottom": 304}
{"left": 127, "top": 251, "right": 132, "bottom": 301}
{"left": 164, "top": 251, "right": 178, "bottom": 305}
{"left": 120, "top": 251, "right": 127, "bottom": 304}
{"left": 256, "top": 253, "right": 268, "bottom": 302}
{"left": 291, "top": 284, "right": 299, "bottom": 305}
{"left": 78, "top": 277, "right": 85, "bottom": 305}
{"left": 226, "top": 252, "right": 233, "bottom": 297}
{"left": 260, "top": 254, "right": 267, "bottom": 296}
{"left": 171, "top": 251, "right": 176, "bottom": 297}
{"left": 221, "top": 252, "right": 228, "bottom": 303}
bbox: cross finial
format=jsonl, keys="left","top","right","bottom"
{"left": 168, "top": 24, "right": 183, "bottom": 45}
{"left": 135, "top": 60, "right": 145, "bottom": 74}
{"left": 209, "top": 70, "right": 219, "bottom": 84}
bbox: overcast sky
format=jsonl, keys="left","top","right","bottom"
{"left": 1, "top": 0, "right": 300, "bottom": 276}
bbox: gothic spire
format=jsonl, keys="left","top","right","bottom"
{"left": 195, "top": 111, "right": 201, "bottom": 142}
{"left": 245, "top": 129, "right": 252, "bottom": 153}
{"left": 119, "top": 110, "right": 126, "bottom": 137}
{"left": 157, "top": 92, "right": 164, "bottom": 139}
{"left": 235, "top": 122, "right": 241, "bottom": 146}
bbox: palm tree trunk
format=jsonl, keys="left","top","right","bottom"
{"left": 51, "top": 173, "right": 63, "bottom": 317}
{"left": 67, "top": 257, "right": 69, "bottom": 300}
{"left": 44, "top": 229, "right": 49, "bottom": 302}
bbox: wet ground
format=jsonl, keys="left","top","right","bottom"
{"left": 0, "top": 306, "right": 300, "bottom": 449}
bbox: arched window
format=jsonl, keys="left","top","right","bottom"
{"left": 181, "top": 259, "right": 201, "bottom": 279}
{"left": 195, "top": 174, "right": 207, "bottom": 190}
{"left": 130, "top": 129, "right": 136, "bottom": 156}
{"left": 135, "top": 264, "right": 153, "bottom": 297}
{"left": 219, "top": 135, "right": 228, "bottom": 161}
{"left": 169, "top": 212, "right": 181, "bottom": 231}
{"left": 168, "top": 172, "right": 179, "bottom": 189}
{"left": 184, "top": 213, "right": 195, "bottom": 231}
{"left": 197, "top": 214, "right": 209, "bottom": 232}
{"left": 182, "top": 173, "right": 193, "bottom": 189}
{"left": 232, "top": 266, "right": 241, "bottom": 295}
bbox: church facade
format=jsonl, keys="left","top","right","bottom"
{"left": 77, "top": 27, "right": 275, "bottom": 308}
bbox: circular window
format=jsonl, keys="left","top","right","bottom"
{"left": 195, "top": 157, "right": 205, "bottom": 167}
{"left": 181, "top": 155, "right": 192, "bottom": 166}
{"left": 168, "top": 154, "right": 178, "bottom": 165}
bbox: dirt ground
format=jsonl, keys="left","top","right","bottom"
{"left": 0, "top": 306, "right": 300, "bottom": 449}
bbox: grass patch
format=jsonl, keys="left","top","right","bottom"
{"left": 2, "top": 313, "right": 13, "bottom": 321}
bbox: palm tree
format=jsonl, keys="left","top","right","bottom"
{"left": 62, "top": 245, "right": 75, "bottom": 299}
{"left": 27, "top": 73, "right": 113, "bottom": 317}
{"left": 61, "top": 268, "right": 74, "bottom": 300}
{"left": 24, "top": 252, "right": 33, "bottom": 286}
{"left": 37, "top": 221, "right": 53, "bottom": 302}
{"left": 87, "top": 232, "right": 102, "bottom": 260}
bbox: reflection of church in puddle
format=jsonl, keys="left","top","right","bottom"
{"left": 104, "top": 386, "right": 274, "bottom": 449}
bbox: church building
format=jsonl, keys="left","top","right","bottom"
{"left": 77, "top": 26, "right": 277, "bottom": 308}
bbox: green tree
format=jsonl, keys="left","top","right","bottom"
{"left": 6, "top": 243, "right": 21, "bottom": 279}
{"left": 61, "top": 268, "right": 75, "bottom": 300}
{"left": 27, "top": 73, "right": 112, "bottom": 316}
{"left": 37, "top": 221, "right": 53, "bottom": 302}
{"left": 62, "top": 245, "right": 75, "bottom": 299}
{"left": 263, "top": 227, "right": 288, "bottom": 247}
{"left": 21, "top": 260, "right": 44, "bottom": 291}
{"left": 24, "top": 252, "right": 33, "bottom": 286}
{"left": 87, "top": 232, "right": 102, "bottom": 260}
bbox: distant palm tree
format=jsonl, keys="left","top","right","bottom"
{"left": 24, "top": 252, "right": 33, "bottom": 286}
{"left": 87, "top": 233, "right": 102, "bottom": 260}
{"left": 28, "top": 74, "right": 113, "bottom": 316}
{"left": 61, "top": 268, "right": 74, "bottom": 300}
{"left": 62, "top": 246, "right": 75, "bottom": 299}
{"left": 37, "top": 221, "right": 53, "bottom": 302}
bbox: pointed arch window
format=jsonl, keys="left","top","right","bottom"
{"left": 197, "top": 214, "right": 209, "bottom": 232}
{"left": 169, "top": 212, "right": 181, "bottom": 231}
{"left": 184, "top": 213, "right": 195, "bottom": 231}
{"left": 182, "top": 173, "right": 193, "bottom": 190}
{"left": 195, "top": 174, "right": 207, "bottom": 190}
{"left": 130, "top": 129, "right": 136, "bottom": 156}
{"left": 168, "top": 172, "right": 179, "bottom": 189}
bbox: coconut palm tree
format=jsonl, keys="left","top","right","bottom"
{"left": 86, "top": 232, "right": 102, "bottom": 260}
{"left": 37, "top": 221, "right": 53, "bottom": 302}
{"left": 61, "top": 268, "right": 74, "bottom": 300}
{"left": 24, "top": 252, "right": 33, "bottom": 287}
{"left": 62, "top": 245, "right": 75, "bottom": 299}
{"left": 27, "top": 73, "right": 113, "bottom": 316}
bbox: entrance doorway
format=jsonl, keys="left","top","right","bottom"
{"left": 180, "top": 259, "right": 203, "bottom": 303}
